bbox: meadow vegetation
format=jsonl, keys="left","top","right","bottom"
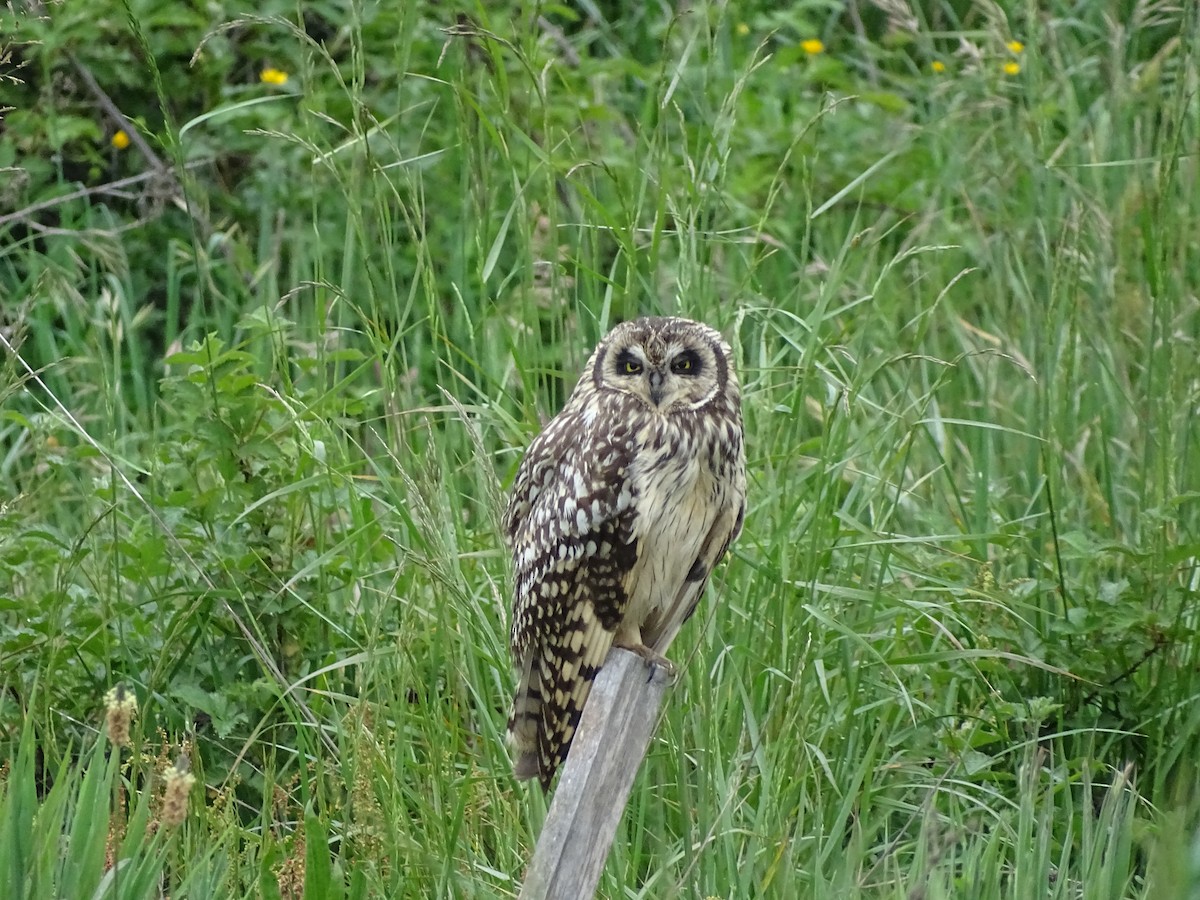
{"left": 1, "top": 1, "right": 1198, "bottom": 897}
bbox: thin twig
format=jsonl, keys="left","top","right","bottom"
{"left": 68, "top": 51, "right": 167, "bottom": 171}
{"left": 536, "top": 16, "right": 581, "bottom": 68}
{"left": 0, "top": 162, "right": 208, "bottom": 230}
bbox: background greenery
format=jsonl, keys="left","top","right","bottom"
{"left": 2, "top": 0, "right": 1198, "bottom": 897}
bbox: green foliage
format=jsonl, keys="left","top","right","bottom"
{"left": 0, "top": 728, "right": 167, "bottom": 899}
{"left": 2, "top": 0, "right": 1199, "bottom": 896}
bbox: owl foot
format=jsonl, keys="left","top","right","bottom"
{"left": 613, "top": 640, "right": 677, "bottom": 683}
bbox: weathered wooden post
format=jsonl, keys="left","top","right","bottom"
{"left": 518, "top": 648, "right": 673, "bottom": 900}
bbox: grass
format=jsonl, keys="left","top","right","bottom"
{"left": 1, "top": 1, "right": 1199, "bottom": 897}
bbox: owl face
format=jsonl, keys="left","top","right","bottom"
{"left": 591, "top": 317, "right": 730, "bottom": 413}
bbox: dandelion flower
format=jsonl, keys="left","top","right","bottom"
{"left": 736, "top": 22, "right": 750, "bottom": 37}
{"left": 1007, "top": 40, "right": 1025, "bottom": 54}
{"left": 1003, "top": 61, "right": 1021, "bottom": 75}
{"left": 931, "top": 60, "right": 946, "bottom": 73}
{"left": 800, "top": 38, "right": 824, "bottom": 56}
{"left": 260, "top": 67, "right": 289, "bottom": 86}
{"left": 111, "top": 130, "right": 131, "bottom": 150}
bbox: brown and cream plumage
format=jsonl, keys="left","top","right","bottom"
{"left": 503, "top": 316, "right": 746, "bottom": 790}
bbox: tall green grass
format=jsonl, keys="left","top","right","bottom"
{"left": 2, "top": 1, "right": 1198, "bottom": 896}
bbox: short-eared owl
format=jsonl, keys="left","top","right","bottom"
{"left": 504, "top": 316, "right": 746, "bottom": 790}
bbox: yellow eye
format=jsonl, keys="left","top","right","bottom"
{"left": 671, "top": 354, "right": 697, "bottom": 374}
{"left": 623, "top": 359, "right": 642, "bottom": 374}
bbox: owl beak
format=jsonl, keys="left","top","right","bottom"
{"left": 648, "top": 370, "right": 665, "bottom": 406}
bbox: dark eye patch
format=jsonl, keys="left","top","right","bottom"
{"left": 670, "top": 350, "right": 702, "bottom": 376}
{"left": 615, "top": 348, "right": 643, "bottom": 375}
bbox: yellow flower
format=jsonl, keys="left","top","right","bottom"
{"left": 736, "top": 22, "right": 750, "bottom": 37}
{"left": 800, "top": 38, "right": 824, "bottom": 56}
{"left": 111, "top": 129, "right": 130, "bottom": 150}
{"left": 260, "top": 67, "right": 289, "bottom": 86}
{"left": 1007, "top": 40, "right": 1025, "bottom": 54}
{"left": 1003, "top": 61, "right": 1021, "bottom": 75}
{"left": 931, "top": 60, "right": 946, "bottom": 73}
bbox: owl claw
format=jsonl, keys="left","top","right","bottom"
{"left": 646, "top": 655, "right": 676, "bottom": 684}
{"left": 614, "top": 640, "right": 676, "bottom": 682}
{"left": 647, "top": 660, "right": 674, "bottom": 684}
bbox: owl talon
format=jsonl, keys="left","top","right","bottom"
{"left": 645, "top": 655, "right": 676, "bottom": 684}
{"left": 613, "top": 640, "right": 676, "bottom": 681}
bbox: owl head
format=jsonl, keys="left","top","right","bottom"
{"left": 587, "top": 316, "right": 737, "bottom": 413}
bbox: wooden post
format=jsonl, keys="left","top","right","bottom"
{"left": 518, "top": 648, "right": 674, "bottom": 900}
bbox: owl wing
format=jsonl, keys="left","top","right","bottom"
{"left": 504, "top": 400, "right": 639, "bottom": 790}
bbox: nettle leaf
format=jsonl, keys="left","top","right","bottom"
{"left": 171, "top": 683, "right": 248, "bottom": 739}
{"left": 43, "top": 115, "right": 103, "bottom": 149}
{"left": 1098, "top": 579, "right": 1130, "bottom": 604}
{"left": 164, "top": 335, "right": 228, "bottom": 368}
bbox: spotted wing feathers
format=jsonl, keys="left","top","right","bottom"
{"left": 504, "top": 400, "right": 639, "bottom": 790}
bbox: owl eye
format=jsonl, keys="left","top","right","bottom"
{"left": 616, "top": 350, "right": 643, "bottom": 375}
{"left": 671, "top": 352, "right": 701, "bottom": 375}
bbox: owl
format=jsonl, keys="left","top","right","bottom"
{"left": 503, "top": 316, "right": 746, "bottom": 790}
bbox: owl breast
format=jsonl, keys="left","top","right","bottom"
{"left": 624, "top": 420, "right": 724, "bottom": 628}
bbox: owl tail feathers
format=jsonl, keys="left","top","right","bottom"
{"left": 506, "top": 734, "right": 544, "bottom": 787}
{"left": 506, "top": 713, "right": 540, "bottom": 782}
{"left": 512, "top": 748, "right": 540, "bottom": 781}
{"left": 508, "top": 705, "right": 558, "bottom": 793}
{"left": 507, "top": 660, "right": 548, "bottom": 788}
